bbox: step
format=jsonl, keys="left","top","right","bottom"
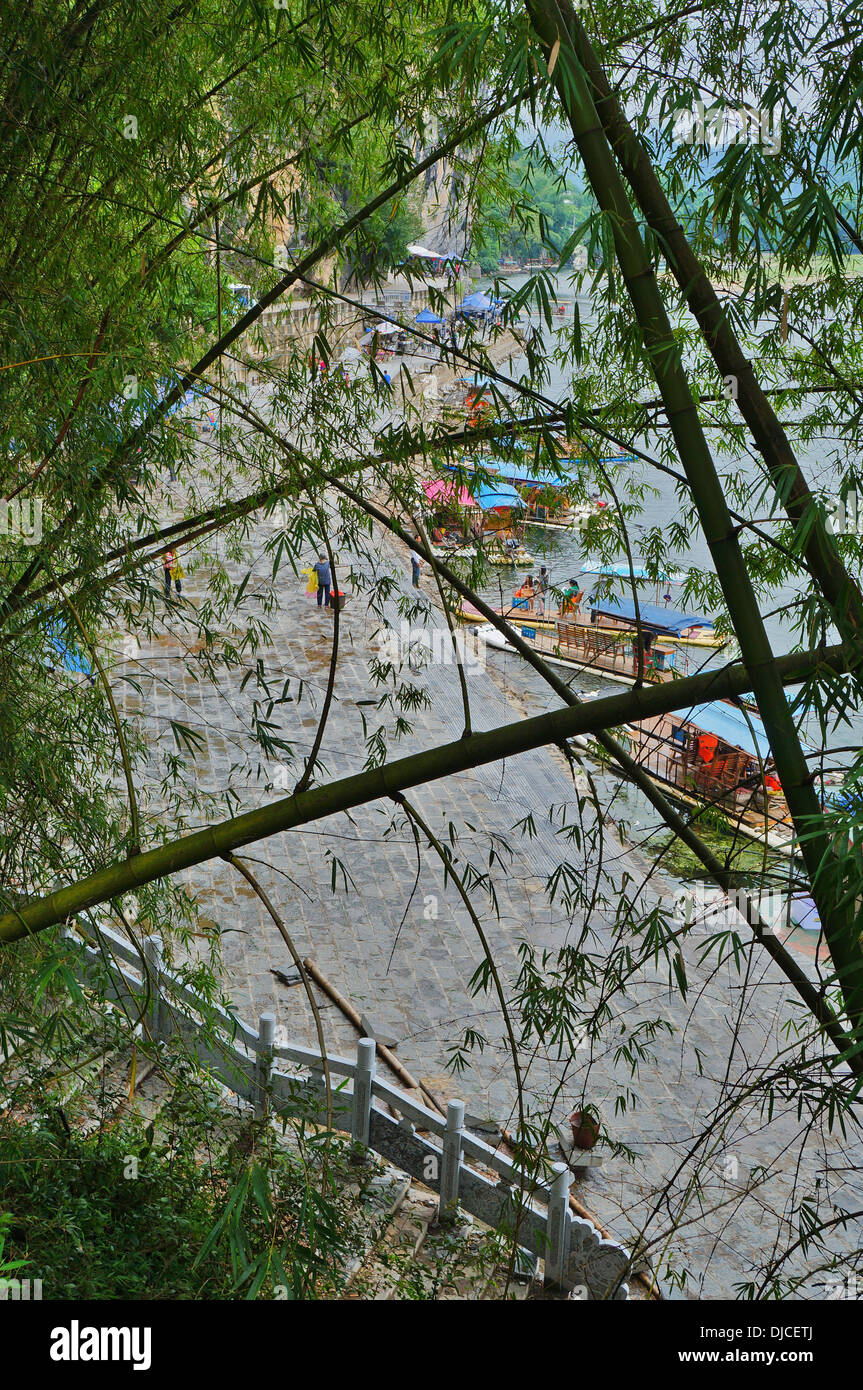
{"left": 340, "top": 1164, "right": 414, "bottom": 1294}
{"left": 347, "top": 1185, "right": 436, "bottom": 1299}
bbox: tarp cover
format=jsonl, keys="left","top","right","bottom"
{"left": 461, "top": 292, "right": 493, "bottom": 311}
{"left": 677, "top": 700, "right": 772, "bottom": 759}
{"left": 474, "top": 481, "right": 525, "bottom": 511}
{"left": 483, "top": 457, "right": 570, "bottom": 489}
{"left": 580, "top": 562, "right": 684, "bottom": 582}
{"left": 588, "top": 593, "right": 713, "bottom": 634}
{"left": 423, "top": 479, "right": 475, "bottom": 507}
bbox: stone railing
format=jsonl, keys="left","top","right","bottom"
{"left": 64, "top": 921, "right": 631, "bottom": 1299}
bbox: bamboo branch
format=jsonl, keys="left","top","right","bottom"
{"left": 0, "top": 641, "right": 847, "bottom": 942}
{"left": 0, "top": 86, "right": 528, "bottom": 626}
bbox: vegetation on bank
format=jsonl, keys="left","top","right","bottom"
{"left": 472, "top": 147, "right": 593, "bottom": 270}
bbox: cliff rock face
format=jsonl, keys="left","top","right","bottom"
{"left": 414, "top": 147, "right": 471, "bottom": 259}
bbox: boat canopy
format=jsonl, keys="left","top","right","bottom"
{"left": 554, "top": 450, "right": 638, "bottom": 466}
{"left": 588, "top": 594, "right": 714, "bottom": 634}
{"left": 474, "top": 481, "right": 525, "bottom": 511}
{"left": 444, "top": 458, "right": 571, "bottom": 489}
{"left": 423, "top": 479, "right": 475, "bottom": 508}
{"left": 677, "top": 700, "right": 773, "bottom": 759}
{"left": 484, "top": 458, "right": 571, "bottom": 489}
{"left": 581, "top": 562, "right": 685, "bottom": 583}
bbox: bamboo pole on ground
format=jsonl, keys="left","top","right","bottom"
{"left": 302, "top": 957, "right": 444, "bottom": 1113}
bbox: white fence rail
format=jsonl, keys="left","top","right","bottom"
{"left": 64, "top": 922, "right": 630, "bottom": 1299}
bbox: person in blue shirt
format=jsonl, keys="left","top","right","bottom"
{"left": 313, "top": 553, "right": 331, "bottom": 608}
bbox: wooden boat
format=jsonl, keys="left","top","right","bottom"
{"left": 471, "top": 596, "right": 798, "bottom": 854}
{"left": 629, "top": 701, "right": 798, "bottom": 855}
{"left": 422, "top": 476, "right": 535, "bottom": 566}
{"left": 454, "top": 452, "right": 616, "bottom": 533}
{"left": 586, "top": 594, "right": 722, "bottom": 647}
{"left": 473, "top": 601, "right": 693, "bottom": 685}
{"left": 466, "top": 590, "right": 725, "bottom": 654}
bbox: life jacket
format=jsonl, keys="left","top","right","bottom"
{"left": 697, "top": 733, "right": 719, "bottom": 763}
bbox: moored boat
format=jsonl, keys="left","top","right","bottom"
{"left": 469, "top": 591, "right": 723, "bottom": 673}
{"left": 421, "top": 477, "right": 535, "bottom": 566}
{"left": 472, "top": 606, "right": 800, "bottom": 853}
{"left": 472, "top": 592, "right": 707, "bottom": 684}
{"left": 629, "top": 699, "right": 799, "bottom": 854}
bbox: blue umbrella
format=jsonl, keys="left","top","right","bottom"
{"left": 415, "top": 308, "right": 443, "bottom": 324}
{"left": 461, "top": 292, "right": 492, "bottom": 312}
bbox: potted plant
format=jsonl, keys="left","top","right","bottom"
{"left": 568, "top": 1106, "right": 600, "bottom": 1151}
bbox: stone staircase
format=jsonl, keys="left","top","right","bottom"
{"left": 2, "top": 926, "right": 642, "bottom": 1301}
{"left": 1, "top": 1033, "right": 627, "bottom": 1300}
{"left": 340, "top": 1164, "right": 548, "bottom": 1300}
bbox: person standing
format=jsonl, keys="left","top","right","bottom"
{"left": 536, "top": 565, "right": 550, "bottom": 616}
{"left": 163, "top": 549, "right": 182, "bottom": 597}
{"left": 410, "top": 545, "right": 421, "bottom": 588}
{"left": 313, "top": 552, "right": 332, "bottom": 608}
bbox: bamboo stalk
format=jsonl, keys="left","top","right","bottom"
{"left": 552, "top": 2, "right": 863, "bottom": 657}
{"left": 524, "top": 0, "right": 863, "bottom": 1032}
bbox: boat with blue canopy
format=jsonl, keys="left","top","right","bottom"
{"left": 446, "top": 456, "right": 610, "bottom": 530}
{"left": 632, "top": 697, "right": 803, "bottom": 855}
{"left": 586, "top": 593, "right": 718, "bottom": 644}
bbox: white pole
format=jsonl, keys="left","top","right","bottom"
{"left": 439, "top": 1099, "right": 465, "bottom": 1223}
{"left": 546, "top": 1161, "right": 572, "bottom": 1287}
{"left": 255, "top": 1011, "right": 276, "bottom": 1118}
{"left": 142, "top": 935, "right": 165, "bottom": 1043}
{"left": 352, "top": 1037, "right": 376, "bottom": 1149}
